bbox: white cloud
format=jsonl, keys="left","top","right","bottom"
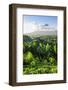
{"left": 23, "top": 21, "right": 39, "bottom": 34}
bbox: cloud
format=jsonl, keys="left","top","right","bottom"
{"left": 23, "top": 21, "right": 38, "bottom": 34}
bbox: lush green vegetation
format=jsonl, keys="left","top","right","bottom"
{"left": 23, "top": 35, "right": 57, "bottom": 74}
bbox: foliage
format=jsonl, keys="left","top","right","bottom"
{"left": 23, "top": 35, "right": 57, "bottom": 74}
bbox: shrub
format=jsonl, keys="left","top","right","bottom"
{"left": 23, "top": 51, "right": 34, "bottom": 64}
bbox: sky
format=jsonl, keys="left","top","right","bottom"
{"left": 23, "top": 15, "right": 57, "bottom": 34}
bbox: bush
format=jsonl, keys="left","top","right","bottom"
{"left": 23, "top": 51, "right": 34, "bottom": 64}
{"left": 30, "top": 60, "right": 36, "bottom": 67}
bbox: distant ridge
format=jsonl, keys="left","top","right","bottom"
{"left": 24, "top": 30, "right": 57, "bottom": 37}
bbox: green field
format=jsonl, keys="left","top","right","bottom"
{"left": 23, "top": 35, "right": 57, "bottom": 74}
